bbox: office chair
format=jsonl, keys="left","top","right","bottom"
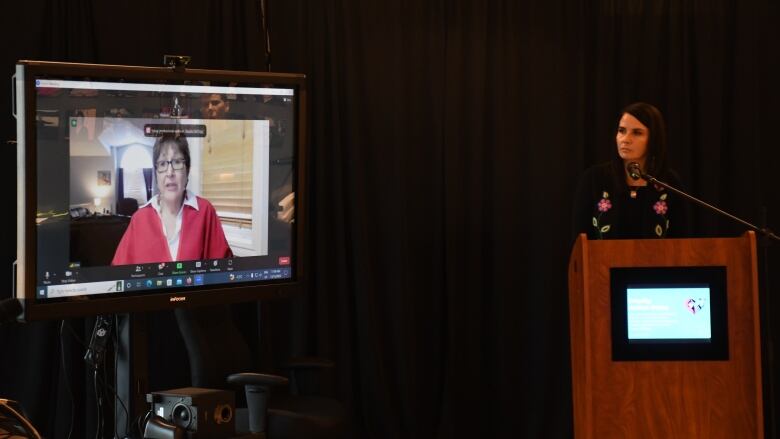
{"left": 116, "top": 197, "right": 139, "bottom": 216}
{"left": 174, "top": 305, "right": 346, "bottom": 438}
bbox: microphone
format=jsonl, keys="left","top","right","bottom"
{"left": 627, "top": 162, "right": 643, "bottom": 180}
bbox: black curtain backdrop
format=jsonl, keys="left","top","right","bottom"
{"left": 1, "top": 1, "right": 779, "bottom": 438}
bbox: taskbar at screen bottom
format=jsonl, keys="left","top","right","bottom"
{"left": 36, "top": 267, "right": 292, "bottom": 299}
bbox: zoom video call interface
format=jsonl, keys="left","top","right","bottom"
{"left": 34, "top": 79, "right": 297, "bottom": 299}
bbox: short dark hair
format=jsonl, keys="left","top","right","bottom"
{"left": 153, "top": 134, "right": 191, "bottom": 176}
{"left": 612, "top": 102, "right": 668, "bottom": 182}
{"left": 201, "top": 93, "right": 228, "bottom": 104}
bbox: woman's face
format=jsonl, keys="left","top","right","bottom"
{"left": 155, "top": 144, "right": 188, "bottom": 206}
{"left": 616, "top": 112, "right": 649, "bottom": 166}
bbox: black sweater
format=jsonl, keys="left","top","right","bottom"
{"left": 572, "top": 162, "right": 692, "bottom": 240}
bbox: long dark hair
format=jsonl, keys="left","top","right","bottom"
{"left": 611, "top": 102, "right": 669, "bottom": 188}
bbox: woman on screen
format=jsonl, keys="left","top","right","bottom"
{"left": 111, "top": 134, "right": 232, "bottom": 265}
{"left": 572, "top": 102, "right": 691, "bottom": 240}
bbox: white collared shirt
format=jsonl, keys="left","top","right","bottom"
{"left": 140, "top": 190, "right": 200, "bottom": 261}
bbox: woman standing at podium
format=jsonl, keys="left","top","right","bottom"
{"left": 572, "top": 102, "right": 691, "bottom": 239}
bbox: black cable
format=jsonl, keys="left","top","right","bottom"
{"left": 71, "top": 315, "right": 131, "bottom": 438}
{"left": 93, "top": 369, "right": 101, "bottom": 439}
{"left": 59, "top": 321, "right": 75, "bottom": 439}
{"left": 113, "top": 314, "right": 131, "bottom": 437}
{"left": 101, "top": 361, "right": 107, "bottom": 438}
{"left": 87, "top": 368, "right": 131, "bottom": 439}
{"left": 95, "top": 369, "right": 130, "bottom": 438}
{"left": 64, "top": 319, "right": 130, "bottom": 437}
{"left": 259, "top": 0, "right": 272, "bottom": 71}
{"left": 60, "top": 317, "right": 135, "bottom": 439}
{"left": 63, "top": 322, "right": 88, "bottom": 348}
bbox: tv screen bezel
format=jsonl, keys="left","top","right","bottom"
{"left": 610, "top": 266, "right": 729, "bottom": 361}
{"left": 15, "top": 60, "right": 308, "bottom": 321}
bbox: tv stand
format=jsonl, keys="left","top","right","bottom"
{"left": 116, "top": 313, "right": 150, "bottom": 437}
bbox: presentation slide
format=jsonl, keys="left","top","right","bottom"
{"left": 626, "top": 286, "right": 712, "bottom": 340}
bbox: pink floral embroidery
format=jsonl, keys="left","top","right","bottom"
{"left": 653, "top": 200, "right": 668, "bottom": 215}
{"left": 593, "top": 191, "right": 612, "bottom": 238}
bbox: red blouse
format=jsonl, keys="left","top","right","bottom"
{"left": 111, "top": 196, "right": 233, "bottom": 265}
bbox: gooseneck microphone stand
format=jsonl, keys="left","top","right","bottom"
{"left": 628, "top": 162, "right": 779, "bottom": 438}
{"left": 627, "top": 163, "right": 779, "bottom": 242}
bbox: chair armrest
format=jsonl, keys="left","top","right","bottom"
{"left": 227, "top": 373, "right": 289, "bottom": 434}
{"left": 227, "top": 372, "right": 288, "bottom": 387}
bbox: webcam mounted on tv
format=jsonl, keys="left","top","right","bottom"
{"left": 163, "top": 54, "right": 191, "bottom": 72}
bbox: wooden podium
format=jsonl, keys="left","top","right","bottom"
{"left": 568, "top": 233, "right": 763, "bottom": 438}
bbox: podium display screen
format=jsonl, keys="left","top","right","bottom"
{"left": 611, "top": 266, "right": 728, "bottom": 361}
{"left": 626, "top": 284, "right": 712, "bottom": 341}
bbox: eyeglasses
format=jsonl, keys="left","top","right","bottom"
{"left": 155, "top": 158, "right": 187, "bottom": 173}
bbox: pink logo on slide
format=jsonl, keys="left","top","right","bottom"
{"left": 685, "top": 298, "right": 703, "bottom": 315}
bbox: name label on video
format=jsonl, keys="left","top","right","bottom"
{"left": 144, "top": 124, "right": 207, "bottom": 137}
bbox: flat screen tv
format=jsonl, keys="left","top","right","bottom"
{"left": 13, "top": 60, "right": 307, "bottom": 321}
{"left": 610, "top": 266, "right": 729, "bottom": 361}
